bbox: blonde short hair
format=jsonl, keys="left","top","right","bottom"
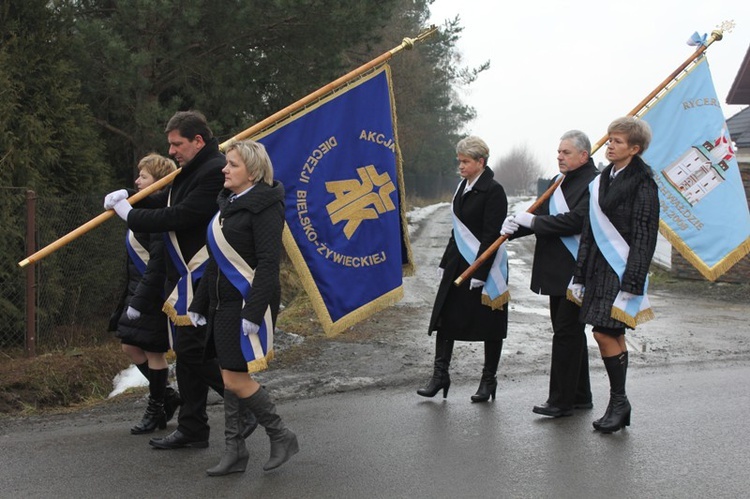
{"left": 456, "top": 136, "right": 489, "bottom": 167}
{"left": 137, "top": 153, "right": 176, "bottom": 181}
{"left": 224, "top": 140, "right": 274, "bottom": 186}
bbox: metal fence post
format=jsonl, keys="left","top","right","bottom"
{"left": 25, "top": 189, "right": 37, "bottom": 357}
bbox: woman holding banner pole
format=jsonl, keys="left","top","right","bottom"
{"left": 569, "top": 117, "right": 659, "bottom": 433}
{"left": 418, "top": 135, "right": 509, "bottom": 403}
{"left": 106, "top": 153, "right": 181, "bottom": 434}
{"left": 189, "top": 139, "right": 298, "bottom": 476}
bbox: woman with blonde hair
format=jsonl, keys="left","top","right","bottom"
{"left": 190, "top": 140, "right": 298, "bottom": 476}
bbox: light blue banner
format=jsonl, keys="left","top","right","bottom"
{"left": 641, "top": 56, "right": 750, "bottom": 280}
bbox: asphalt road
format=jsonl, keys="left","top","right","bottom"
{"left": 2, "top": 199, "right": 749, "bottom": 498}
{"left": 2, "top": 361, "right": 748, "bottom": 498}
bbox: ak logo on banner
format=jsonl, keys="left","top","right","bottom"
{"left": 254, "top": 65, "right": 413, "bottom": 335}
{"left": 641, "top": 55, "right": 750, "bottom": 281}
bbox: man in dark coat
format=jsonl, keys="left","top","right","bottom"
{"left": 109, "top": 111, "right": 255, "bottom": 448}
{"left": 503, "top": 130, "right": 599, "bottom": 417}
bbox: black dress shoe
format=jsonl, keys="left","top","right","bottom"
{"left": 532, "top": 403, "right": 573, "bottom": 418}
{"left": 149, "top": 429, "right": 208, "bottom": 449}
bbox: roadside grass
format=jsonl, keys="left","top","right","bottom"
{"left": 0, "top": 255, "right": 317, "bottom": 418}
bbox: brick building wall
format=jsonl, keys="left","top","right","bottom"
{"left": 670, "top": 160, "right": 750, "bottom": 282}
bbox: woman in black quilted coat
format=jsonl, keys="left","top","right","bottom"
{"left": 109, "top": 153, "right": 181, "bottom": 435}
{"left": 190, "top": 140, "right": 298, "bottom": 476}
{"left": 571, "top": 117, "right": 659, "bottom": 434}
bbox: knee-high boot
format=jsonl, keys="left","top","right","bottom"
{"left": 471, "top": 340, "right": 503, "bottom": 403}
{"left": 417, "top": 338, "right": 454, "bottom": 398}
{"left": 593, "top": 351, "right": 627, "bottom": 426}
{"left": 206, "top": 392, "right": 249, "bottom": 476}
{"left": 594, "top": 352, "right": 630, "bottom": 433}
{"left": 131, "top": 368, "right": 168, "bottom": 434}
{"left": 240, "top": 388, "right": 299, "bottom": 471}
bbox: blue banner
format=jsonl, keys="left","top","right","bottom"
{"left": 254, "top": 66, "right": 412, "bottom": 335}
{"left": 641, "top": 56, "right": 750, "bottom": 280}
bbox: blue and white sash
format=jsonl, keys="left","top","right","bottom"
{"left": 549, "top": 174, "right": 580, "bottom": 259}
{"left": 161, "top": 192, "right": 208, "bottom": 326}
{"left": 452, "top": 184, "right": 509, "bottom": 309}
{"left": 125, "top": 230, "right": 149, "bottom": 276}
{"left": 207, "top": 212, "right": 274, "bottom": 373}
{"left": 581, "top": 175, "right": 654, "bottom": 328}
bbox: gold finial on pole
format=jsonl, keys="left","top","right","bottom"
{"left": 391, "top": 25, "right": 438, "bottom": 54}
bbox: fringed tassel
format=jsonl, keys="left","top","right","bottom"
{"left": 566, "top": 288, "right": 583, "bottom": 306}
{"left": 610, "top": 306, "right": 655, "bottom": 329}
{"left": 162, "top": 302, "right": 193, "bottom": 326}
{"left": 481, "top": 290, "right": 510, "bottom": 311}
{"left": 247, "top": 350, "right": 274, "bottom": 374}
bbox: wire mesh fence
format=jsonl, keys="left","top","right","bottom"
{"left": 1, "top": 188, "right": 125, "bottom": 350}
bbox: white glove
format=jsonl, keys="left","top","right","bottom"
{"left": 188, "top": 311, "right": 206, "bottom": 327}
{"left": 569, "top": 283, "right": 584, "bottom": 302}
{"left": 126, "top": 306, "right": 141, "bottom": 320}
{"left": 501, "top": 216, "right": 519, "bottom": 235}
{"left": 469, "top": 278, "right": 485, "bottom": 290}
{"left": 436, "top": 267, "right": 444, "bottom": 279}
{"left": 513, "top": 212, "right": 535, "bottom": 229}
{"left": 113, "top": 198, "right": 132, "bottom": 221}
{"left": 620, "top": 291, "right": 637, "bottom": 301}
{"left": 104, "top": 189, "right": 128, "bottom": 210}
{"left": 242, "top": 319, "right": 260, "bottom": 336}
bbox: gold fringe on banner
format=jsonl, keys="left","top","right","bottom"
{"left": 659, "top": 221, "right": 750, "bottom": 282}
{"left": 481, "top": 291, "right": 510, "bottom": 311}
{"left": 387, "top": 65, "right": 415, "bottom": 278}
{"left": 282, "top": 226, "right": 406, "bottom": 337}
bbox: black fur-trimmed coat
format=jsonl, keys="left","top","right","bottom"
{"left": 572, "top": 155, "right": 660, "bottom": 329}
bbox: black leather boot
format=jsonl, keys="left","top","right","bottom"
{"left": 207, "top": 392, "right": 249, "bottom": 476}
{"left": 131, "top": 367, "right": 168, "bottom": 434}
{"left": 594, "top": 352, "right": 631, "bottom": 433}
{"left": 131, "top": 396, "right": 167, "bottom": 434}
{"left": 471, "top": 340, "right": 502, "bottom": 403}
{"left": 241, "top": 388, "right": 299, "bottom": 471}
{"left": 417, "top": 338, "right": 454, "bottom": 398}
{"left": 593, "top": 351, "right": 627, "bottom": 427}
{"left": 471, "top": 372, "right": 497, "bottom": 402}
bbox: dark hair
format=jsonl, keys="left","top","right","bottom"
{"left": 164, "top": 110, "right": 213, "bottom": 141}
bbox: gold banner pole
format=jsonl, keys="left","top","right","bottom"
{"left": 18, "top": 168, "right": 181, "bottom": 267}
{"left": 454, "top": 175, "right": 564, "bottom": 286}
{"left": 590, "top": 23, "right": 731, "bottom": 153}
{"left": 220, "top": 26, "right": 438, "bottom": 149}
{"left": 18, "top": 27, "right": 438, "bottom": 268}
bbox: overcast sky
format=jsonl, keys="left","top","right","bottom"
{"left": 428, "top": 0, "right": 749, "bottom": 175}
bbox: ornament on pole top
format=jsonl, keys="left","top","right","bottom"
{"left": 710, "top": 20, "right": 735, "bottom": 43}
{"left": 391, "top": 25, "right": 438, "bottom": 55}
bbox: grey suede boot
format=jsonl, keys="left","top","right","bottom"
{"left": 241, "top": 388, "right": 299, "bottom": 471}
{"left": 206, "top": 392, "right": 249, "bottom": 476}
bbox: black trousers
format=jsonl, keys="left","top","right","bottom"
{"left": 547, "top": 296, "right": 591, "bottom": 408}
{"left": 173, "top": 324, "right": 224, "bottom": 440}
